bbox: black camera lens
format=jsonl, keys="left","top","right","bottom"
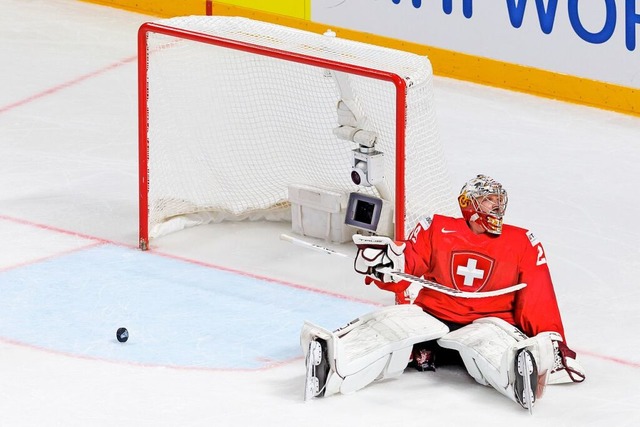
{"left": 351, "top": 170, "right": 361, "bottom": 185}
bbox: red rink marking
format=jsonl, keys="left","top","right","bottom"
{"left": 0, "top": 334, "right": 302, "bottom": 373}
{"left": 578, "top": 349, "right": 640, "bottom": 368}
{"left": 1, "top": 53, "right": 638, "bottom": 370}
{"left": 0, "top": 214, "right": 378, "bottom": 306}
{"left": 0, "top": 55, "right": 137, "bottom": 115}
{"left": 0, "top": 241, "right": 105, "bottom": 274}
{"left": 2, "top": 214, "right": 639, "bottom": 370}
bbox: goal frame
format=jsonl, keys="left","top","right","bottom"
{"left": 138, "top": 21, "right": 408, "bottom": 250}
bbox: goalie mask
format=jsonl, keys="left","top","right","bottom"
{"left": 458, "top": 175, "right": 508, "bottom": 235}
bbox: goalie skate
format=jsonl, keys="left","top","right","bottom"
{"left": 304, "top": 339, "right": 330, "bottom": 401}
{"left": 514, "top": 348, "right": 537, "bottom": 413}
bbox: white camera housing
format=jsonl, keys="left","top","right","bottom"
{"left": 351, "top": 149, "right": 385, "bottom": 187}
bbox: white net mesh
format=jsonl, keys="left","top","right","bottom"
{"left": 141, "top": 16, "right": 457, "bottom": 241}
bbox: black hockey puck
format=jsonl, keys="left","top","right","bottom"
{"left": 116, "top": 327, "right": 129, "bottom": 343}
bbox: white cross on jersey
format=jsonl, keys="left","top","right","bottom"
{"left": 456, "top": 258, "right": 485, "bottom": 287}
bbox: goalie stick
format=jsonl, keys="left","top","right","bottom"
{"left": 280, "top": 234, "right": 526, "bottom": 299}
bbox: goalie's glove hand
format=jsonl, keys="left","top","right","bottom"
{"left": 549, "top": 339, "right": 586, "bottom": 384}
{"left": 353, "top": 234, "right": 405, "bottom": 283}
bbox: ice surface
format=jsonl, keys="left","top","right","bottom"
{"left": 0, "top": 0, "right": 639, "bottom": 425}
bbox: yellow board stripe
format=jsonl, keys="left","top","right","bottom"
{"left": 82, "top": 0, "right": 638, "bottom": 117}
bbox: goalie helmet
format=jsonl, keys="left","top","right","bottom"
{"left": 458, "top": 175, "right": 508, "bottom": 234}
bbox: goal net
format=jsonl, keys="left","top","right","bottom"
{"left": 139, "top": 16, "right": 457, "bottom": 249}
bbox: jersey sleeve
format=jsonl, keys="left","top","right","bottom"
{"left": 403, "top": 217, "right": 434, "bottom": 278}
{"left": 513, "top": 232, "right": 566, "bottom": 341}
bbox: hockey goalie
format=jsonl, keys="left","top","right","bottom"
{"left": 301, "top": 175, "right": 585, "bottom": 412}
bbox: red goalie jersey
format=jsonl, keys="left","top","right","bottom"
{"left": 399, "top": 214, "right": 566, "bottom": 341}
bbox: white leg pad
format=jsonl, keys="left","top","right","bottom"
{"left": 301, "top": 305, "right": 449, "bottom": 396}
{"left": 437, "top": 317, "right": 558, "bottom": 404}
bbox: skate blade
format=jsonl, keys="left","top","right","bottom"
{"left": 304, "top": 341, "right": 322, "bottom": 401}
{"left": 517, "top": 350, "right": 536, "bottom": 414}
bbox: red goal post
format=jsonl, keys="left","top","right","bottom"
{"left": 138, "top": 16, "right": 456, "bottom": 250}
